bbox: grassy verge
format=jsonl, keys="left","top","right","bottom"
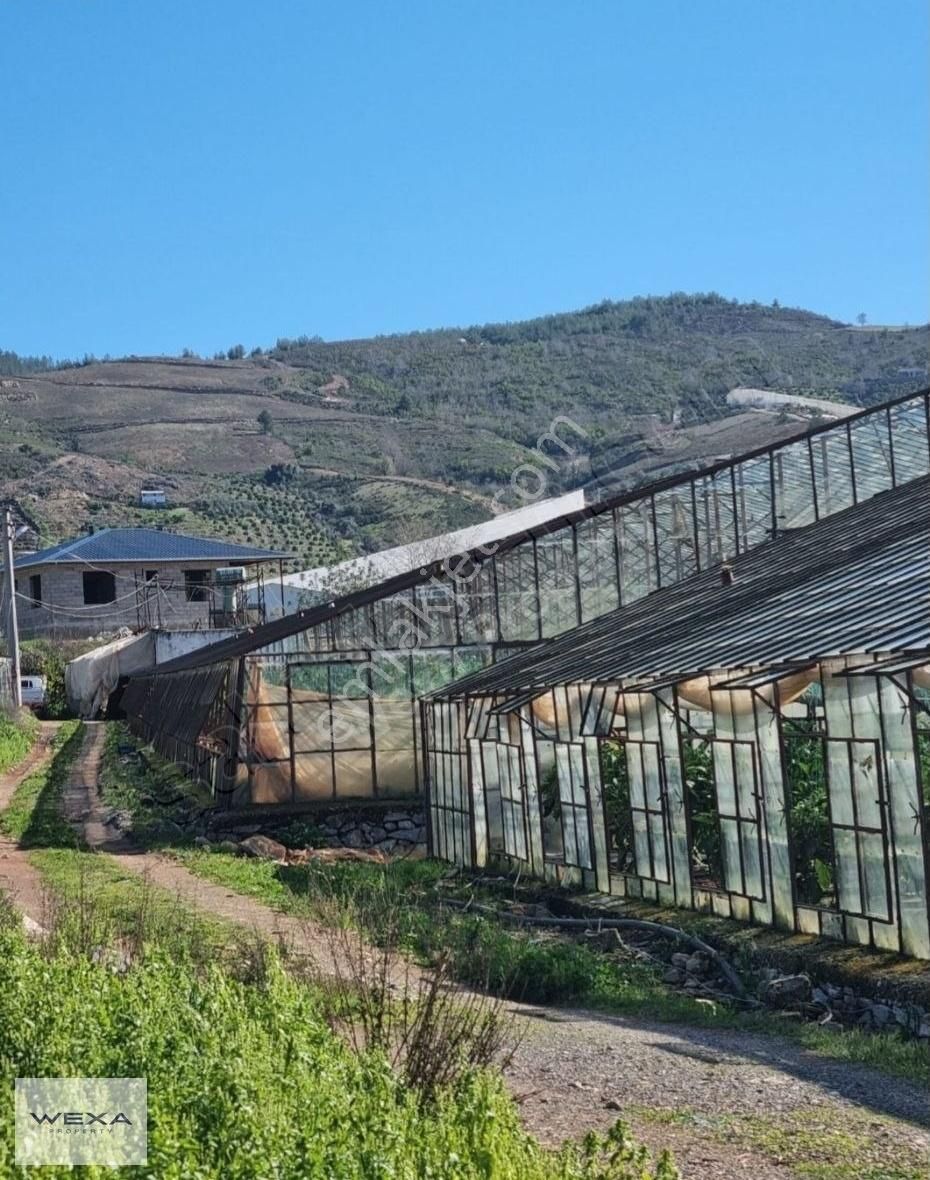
{"left": 98, "top": 722, "right": 212, "bottom": 847}
{"left": 1, "top": 719, "right": 229, "bottom": 953}
{"left": 0, "top": 709, "right": 39, "bottom": 775}
{"left": 0, "top": 720, "right": 81, "bottom": 845}
{"left": 1, "top": 736, "right": 679, "bottom": 1177}
{"left": 631, "top": 1105, "right": 928, "bottom": 1180}
{"left": 176, "top": 850, "right": 930, "bottom": 1084}
{"left": 0, "top": 910, "right": 680, "bottom": 1180}
{"left": 99, "top": 723, "right": 930, "bottom": 1086}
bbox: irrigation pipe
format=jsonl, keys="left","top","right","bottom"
{"left": 437, "top": 897, "right": 749, "bottom": 999}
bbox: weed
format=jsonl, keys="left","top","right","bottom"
{"left": 0, "top": 708, "right": 38, "bottom": 774}
{"left": 0, "top": 720, "right": 82, "bottom": 846}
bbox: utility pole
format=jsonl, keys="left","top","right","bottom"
{"left": 2, "top": 507, "right": 22, "bottom": 709}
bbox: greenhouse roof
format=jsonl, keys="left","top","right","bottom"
{"left": 430, "top": 473, "right": 930, "bottom": 703}
{"left": 149, "top": 387, "right": 929, "bottom": 677}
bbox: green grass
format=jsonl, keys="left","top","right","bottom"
{"left": 631, "top": 1105, "right": 928, "bottom": 1180}
{"left": 0, "top": 710, "right": 38, "bottom": 776}
{"left": 97, "top": 723, "right": 210, "bottom": 847}
{"left": 98, "top": 723, "right": 930, "bottom": 1086}
{"left": 31, "top": 848, "right": 233, "bottom": 954}
{"left": 177, "top": 850, "right": 930, "bottom": 1086}
{"left": 1, "top": 719, "right": 679, "bottom": 1176}
{"left": 0, "top": 720, "right": 81, "bottom": 846}
{"left": 0, "top": 915, "right": 680, "bottom": 1179}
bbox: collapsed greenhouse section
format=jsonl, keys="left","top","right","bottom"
{"left": 119, "top": 388, "right": 930, "bottom": 956}
{"left": 423, "top": 475, "right": 930, "bottom": 958}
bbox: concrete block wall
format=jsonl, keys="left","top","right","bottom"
{"left": 10, "top": 562, "right": 228, "bottom": 638}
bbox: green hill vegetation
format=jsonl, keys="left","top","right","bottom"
{"left": 1, "top": 294, "right": 926, "bottom": 565}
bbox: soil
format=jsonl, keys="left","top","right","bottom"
{"left": 4, "top": 722, "right": 929, "bottom": 1179}
{"left": 0, "top": 720, "right": 60, "bottom": 927}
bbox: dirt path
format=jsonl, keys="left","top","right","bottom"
{"left": 301, "top": 464, "right": 500, "bottom": 511}
{"left": 0, "top": 721, "right": 60, "bottom": 928}
{"left": 16, "top": 724, "right": 930, "bottom": 1179}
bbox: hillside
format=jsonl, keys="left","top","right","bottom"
{"left": 1, "top": 294, "right": 926, "bottom": 567}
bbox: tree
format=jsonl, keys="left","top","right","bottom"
{"left": 257, "top": 409, "right": 274, "bottom": 434}
{"left": 227, "top": 343, "right": 245, "bottom": 360}
{"left": 263, "top": 462, "right": 299, "bottom": 486}
{"left": 857, "top": 312, "right": 867, "bottom": 326}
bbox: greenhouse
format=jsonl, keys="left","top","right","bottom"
{"left": 122, "top": 389, "right": 930, "bottom": 833}
{"left": 422, "top": 474, "right": 930, "bottom": 959}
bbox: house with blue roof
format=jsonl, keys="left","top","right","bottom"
{"left": 8, "top": 527, "right": 290, "bottom": 638}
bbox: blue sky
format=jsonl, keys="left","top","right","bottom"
{"left": 1, "top": 1, "right": 927, "bottom": 358}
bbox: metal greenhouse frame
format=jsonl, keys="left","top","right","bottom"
{"left": 122, "top": 389, "right": 930, "bottom": 828}
{"left": 422, "top": 475, "right": 930, "bottom": 958}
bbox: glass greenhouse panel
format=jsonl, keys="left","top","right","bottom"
{"left": 457, "top": 562, "right": 498, "bottom": 644}
{"left": 812, "top": 430, "right": 856, "bottom": 516}
{"left": 848, "top": 414, "right": 894, "bottom": 501}
{"left": 890, "top": 398, "right": 930, "bottom": 483}
{"left": 536, "top": 532, "right": 580, "bottom": 637}
{"left": 554, "top": 743, "right": 591, "bottom": 869}
{"left": 413, "top": 582, "right": 458, "bottom": 646}
{"left": 496, "top": 547, "right": 540, "bottom": 642}
{"left": 733, "top": 455, "right": 774, "bottom": 551}
{"left": 616, "top": 501, "right": 657, "bottom": 602}
{"left": 496, "top": 743, "right": 528, "bottom": 861}
{"left": 773, "top": 441, "right": 817, "bottom": 529}
{"left": 575, "top": 514, "right": 620, "bottom": 621}
{"left": 652, "top": 489, "right": 698, "bottom": 585}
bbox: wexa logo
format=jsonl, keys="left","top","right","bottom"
{"left": 15, "top": 1078, "right": 147, "bottom": 1165}
{"left": 29, "top": 1110, "right": 133, "bottom": 1127}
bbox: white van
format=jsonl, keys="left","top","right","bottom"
{"left": 19, "top": 675, "right": 46, "bottom": 710}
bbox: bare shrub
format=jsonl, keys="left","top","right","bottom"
{"left": 306, "top": 894, "right": 518, "bottom": 1104}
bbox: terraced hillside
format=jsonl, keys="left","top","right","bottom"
{"left": 1, "top": 294, "right": 926, "bottom": 565}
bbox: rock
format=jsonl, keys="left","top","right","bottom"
{"left": 23, "top": 915, "right": 49, "bottom": 940}
{"left": 239, "top": 834, "right": 288, "bottom": 863}
{"left": 811, "top": 987, "right": 830, "bottom": 1008}
{"left": 193, "top": 835, "right": 212, "bottom": 849}
{"left": 306, "top": 847, "right": 387, "bottom": 864}
{"left": 343, "top": 828, "right": 365, "bottom": 848}
{"left": 684, "top": 954, "right": 708, "bottom": 976}
{"left": 917, "top": 1017, "right": 930, "bottom": 1039}
{"left": 603, "top": 1098, "right": 623, "bottom": 1111}
{"left": 662, "top": 967, "right": 685, "bottom": 985}
{"left": 91, "top": 944, "right": 133, "bottom": 974}
{"left": 367, "top": 826, "right": 387, "bottom": 843}
{"left": 147, "top": 819, "right": 185, "bottom": 843}
{"left": 670, "top": 952, "right": 690, "bottom": 968}
{"left": 214, "top": 839, "right": 240, "bottom": 855}
{"left": 870, "top": 1003, "right": 893, "bottom": 1028}
{"left": 761, "top": 973, "right": 812, "bottom": 1008}
{"left": 228, "top": 824, "right": 263, "bottom": 836}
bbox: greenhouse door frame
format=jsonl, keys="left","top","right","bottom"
{"left": 597, "top": 734, "right": 673, "bottom": 888}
